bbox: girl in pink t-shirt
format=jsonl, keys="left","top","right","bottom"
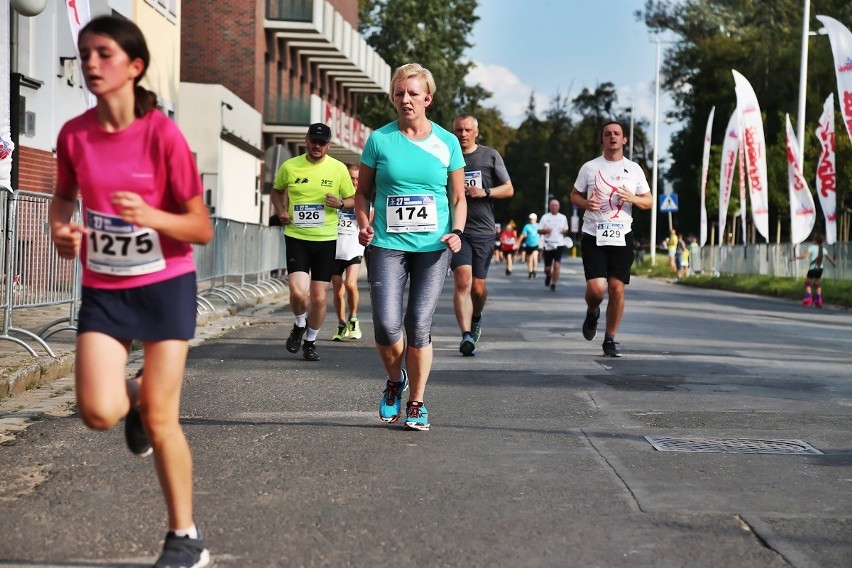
{"left": 48, "top": 16, "right": 212, "bottom": 567}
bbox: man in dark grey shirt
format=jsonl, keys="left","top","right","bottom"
{"left": 450, "top": 113, "right": 514, "bottom": 357}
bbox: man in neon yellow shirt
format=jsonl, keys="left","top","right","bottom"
{"left": 270, "top": 123, "right": 355, "bottom": 361}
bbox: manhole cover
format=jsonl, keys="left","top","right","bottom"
{"left": 644, "top": 436, "right": 823, "bottom": 455}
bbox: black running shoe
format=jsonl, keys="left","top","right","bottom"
{"left": 582, "top": 307, "right": 600, "bottom": 341}
{"left": 550, "top": 284, "right": 556, "bottom": 291}
{"left": 286, "top": 324, "right": 306, "bottom": 353}
{"left": 302, "top": 340, "right": 320, "bottom": 361}
{"left": 124, "top": 369, "right": 151, "bottom": 458}
{"left": 124, "top": 406, "right": 152, "bottom": 458}
{"left": 544, "top": 273, "right": 551, "bottom": 287}
{"left": 602, "top": 339, "right": 622, "bottom": 357}
{"left": 154, "top": 531, "right": 210, "bottom": 568}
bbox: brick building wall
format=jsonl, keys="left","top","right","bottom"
{"left": 181, "top": 1, "right": 265, "bottom": 111}
{"left": 16, "top": 146, "right": 55, "bottom": 195}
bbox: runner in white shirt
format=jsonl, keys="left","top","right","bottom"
{"left": 570, "top": 121, "right": 652, "bottom": 357}
{"left": 538, "top": 198, "right": 570, "bottom": 291}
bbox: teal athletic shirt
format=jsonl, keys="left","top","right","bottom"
{"left": 361, "top": 121, "right": 465, "bottom": 253}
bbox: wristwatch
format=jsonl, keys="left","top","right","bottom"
{"left": 484, "top": 187, "right": 492, "bottom": 197}
{"left": 337, "top": 201, "right": 345, "bottom": 210}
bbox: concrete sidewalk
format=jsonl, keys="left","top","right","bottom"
{"left": 0, "top": 287, "right": 288, "bottom": 443}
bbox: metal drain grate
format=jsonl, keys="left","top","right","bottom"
{"left": 644, "top": 436, "right": 823, "bottom": 455}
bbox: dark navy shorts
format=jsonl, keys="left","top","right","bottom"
{"left": 806, "top": 268, "right": 824, "bottom": 279}
{"left": 77, "top": 272, "right": 197, "bottom": 341}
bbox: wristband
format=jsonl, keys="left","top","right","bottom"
{"left": 451, "top": 229, "right": 463, "bottom": 237}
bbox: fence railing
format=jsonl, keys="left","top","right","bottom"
{"left": 1, "top": 189, "right": 287, "bottom": 358}
{"left": 692, "top": 242, "right": 849, "bottom": 280}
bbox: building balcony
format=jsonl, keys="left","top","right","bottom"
{"left": 265, "top": 0, "right": 390, "bottom": 95}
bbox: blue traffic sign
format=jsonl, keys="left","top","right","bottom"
{"left": 659, "top": 193, "right": 679, "bottom": 213}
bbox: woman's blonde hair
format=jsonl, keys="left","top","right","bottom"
{"left": 389, "top": 63, "right": 436, "bottom": 103}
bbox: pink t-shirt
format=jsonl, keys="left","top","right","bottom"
{"left": 56, "top": 109, "right": 202, "bottom": 289}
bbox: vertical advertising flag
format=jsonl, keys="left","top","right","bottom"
{"left": 817, "top": 15, "right": 852, "bottom": 150}
{"left": 737, "top": 134, "right": 748, "bottom": 244}
{"left": 718, "top": 111, "right": 739, "bottom": 244}
{"left": 732, "top": 70, "right": 770, "bottom": 241}
{"left": 0, "top": 1, "right": 13, "bottom": 190}
{"left": 785, "top": 115, "right": 816, "bottom": 245}
{"left": 66, "top": 0, "right": 96, "bottom": 108}
{"left": 815, "top": 94, "right": 837, "bottom": 244}
{"left": 699, "top": 107, "right": 715, "bottom": 247}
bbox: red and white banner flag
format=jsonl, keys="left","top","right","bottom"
{"left": 0, "top": 1, "right": 13, "bottom": 189}
{"left": 699, "top": 107, "right": 714, "bottom": 247}
{"left": 817, "top": 15, "right": 852, "bottom": 151}
{"left": 785, "top": 115, "right": 816, "bottom": 245}
{"left": 718, "top": 111, "right": 739, "bottom": 244}
{"left": 815, "top": 94, "right": 837, "bottom": 244}
{"left": 66, "top": 0, "right": 96, "bottom": 108}
{"left": 732, "top": 70, "right": 770, "bottom": 241}
{"left": 737, "top": 132, "right": 747, "bottom": 244}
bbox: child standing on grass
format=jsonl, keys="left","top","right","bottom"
{"left": 49, "top": 16, "right": 213, "bottom": 568}
{"left": 789, "top": 233, "right": 836, "bottom": 308}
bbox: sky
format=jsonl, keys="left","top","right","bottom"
{"left": 465, "top": 0, "right": 678, "bottom": 158}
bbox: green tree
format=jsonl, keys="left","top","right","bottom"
{"left": 357, "top": 0, "right": 487, "bottom": 129}
{"left": 638, "top": 0, "right": 852, "bottom": 243}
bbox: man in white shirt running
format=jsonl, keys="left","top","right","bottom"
{"left": 570, "top": 121, "right": 652, "bottom": 357}
{"left": 538, "top": 198, "right": 570, "bottom": 292}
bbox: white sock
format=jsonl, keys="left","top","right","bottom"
{"left": 305, "top": 327, "right": 319, "bottom": 342}
{"left": 173, "top": 525, "right": 198, "bottom": 539}
{"left": 295, "top": 313, "right": 307, "bottom": 327}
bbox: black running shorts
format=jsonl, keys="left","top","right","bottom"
{"left": 580, "top": 232, "right": 635, "bottom": 284}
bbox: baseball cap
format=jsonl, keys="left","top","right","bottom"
{"left": 529, "top": 213, "right": 537, "bottom": 220}
{"left": 306, "top": 123, "right": 332, "bottom": 143}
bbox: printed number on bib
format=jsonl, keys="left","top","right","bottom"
{"left": 596, "top": 222, "right": 626, "bottom": 246}
{"left": 464, "top": 171, "right": 483, "bottom": 190}
{"left": 294, "top": 204, "right": 326, "bottom": 228}
{"left": 337, "top": 211, "right": 357, "bottom": 236}
{"left": 85, "top": 209, "right": 165, "bottom": 276}
{"left": 386, "top": 195, "right": 438, "bottom": 233}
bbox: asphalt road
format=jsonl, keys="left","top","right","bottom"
{"left": 1, "top": 257, "right": 851, "bottom": 567}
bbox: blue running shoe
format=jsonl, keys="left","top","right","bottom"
{"left": 404, "top": 401, "right": 430, "bottom": 431}
{"left": 471, "top": 319, "right": 482, "bottom": 343}
{"left": 379, "top": 369, "right": 409, "bottom": 423}
{"left": 459, "top": 333, "right": 476, "bottom": 356}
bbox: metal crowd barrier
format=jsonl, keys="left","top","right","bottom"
{"left": 0, "top": 187, "right": 287, "bottom": 358}
{"left": 1, "top": 189, "right": 81, "bottom": 357}
{"left": 695, "top": 242, "right": 849, "bottom": 280}
{"left": 193, "top": 217, "right": 287, "bottom": 311}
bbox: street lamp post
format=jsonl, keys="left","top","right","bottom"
{"left": 543, "top": 162, "right": 550, "bottom": 215}
{"left": 628, "top": 97, "right": 635, "bottom": 161}
{"left": 797, "top": 2, "right": 829, "bottom": 169}
{"left": 650, "top": 37, "right": 661, "bottom": 265}
{"left": 796, "top": 0, "right": 811, "bottom": 167}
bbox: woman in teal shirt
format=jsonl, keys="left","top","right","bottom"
{"left": 355, "top": 63, "right": 466, "bottom": 431}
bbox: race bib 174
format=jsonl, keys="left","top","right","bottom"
{"left": 385, "top": 195, "right": 438, "bottom": 233}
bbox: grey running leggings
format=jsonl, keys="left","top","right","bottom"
{"left": 367, "top": 246, "right": 450, "bottom": 348}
